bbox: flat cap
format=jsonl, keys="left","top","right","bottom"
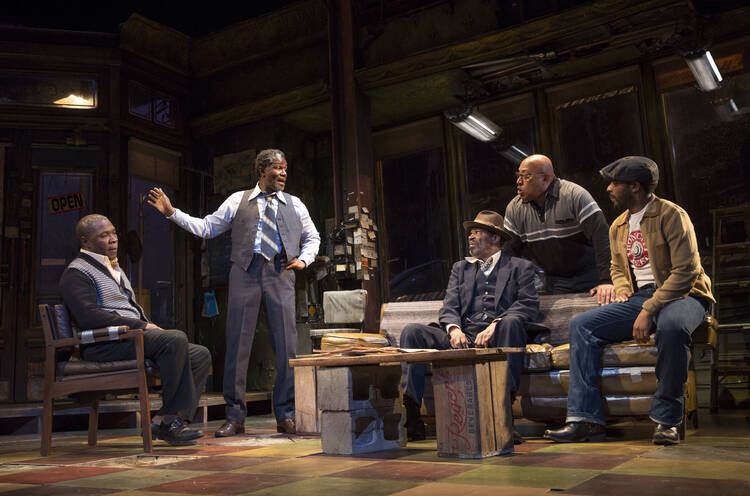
{"left": 599, "top": 156, "right": 659, "bottom": 193}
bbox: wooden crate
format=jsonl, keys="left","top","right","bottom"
{"left": 294, "top": 366, "right": 320, "bottom": 435}
{"left": 432, "top": 357, "right": 512, "bottom": 458}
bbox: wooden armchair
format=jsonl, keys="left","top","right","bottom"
{"left": 38, "top": 304, "right": 153, "bottom": 456}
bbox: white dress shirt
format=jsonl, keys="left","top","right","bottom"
{"left": 167, "top": 183, "right": 321, "bottom": 267}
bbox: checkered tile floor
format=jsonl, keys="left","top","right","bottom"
{"left": 1, "top": 410, "right": 749, "bottom": 495}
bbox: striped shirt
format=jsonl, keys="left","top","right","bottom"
{"left": 504, "top": 178, "right": 611, "bottom": 283}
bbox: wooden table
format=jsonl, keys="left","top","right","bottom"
{"left": 290, "top": 347, "right": 522, "bottom": 458}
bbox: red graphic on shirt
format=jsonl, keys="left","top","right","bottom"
{"left": 627, "top": 230, "right": 649, "bottom": 268}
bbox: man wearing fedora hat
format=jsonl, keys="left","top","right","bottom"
{"left": 545, "top": 156, "right": 713, "bottom": 445}
{"left": 400, "top": 210, "right": 539, "bottom": 441}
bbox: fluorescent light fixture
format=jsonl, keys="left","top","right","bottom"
{"left": 684, "top": 50, "right": 722, "bottom": 92}
{"left": 499, "top": 145, "right": 529, "bottom": 164}
{"left": 445, "top": 105, "right": 501, "bottom": 142}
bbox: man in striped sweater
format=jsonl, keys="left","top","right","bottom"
{"left": 59, "top": 214, "right": 211, "bottom": 446}
{"left": 503, "top": 154, "right": 615, "bottom": 304}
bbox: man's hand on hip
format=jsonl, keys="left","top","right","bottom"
{"left": 285, "top": 258, "right": 306, "bottom": 270}
{"left": 449, "top": 328, "right": 469, "bottom": 349}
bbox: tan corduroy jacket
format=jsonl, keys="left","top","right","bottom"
{"left": 610, "top": 195, "right": 714, "bottom": 316}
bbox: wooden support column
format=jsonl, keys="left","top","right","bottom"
{"left": 327, "top": 0, "right": 380, "bottom": 330}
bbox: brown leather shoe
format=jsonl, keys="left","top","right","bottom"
{"left": 276, "top": 418, "right": 296, "bottom": 434}
{"left": 215, "top": 420, "right": 245, "bottom": 437}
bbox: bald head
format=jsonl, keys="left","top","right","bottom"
{"left": 520, "top": 154, "right": 555, "bottom": 177}
{"left": 516, "top": 154, "right": 555, "bottom": 205}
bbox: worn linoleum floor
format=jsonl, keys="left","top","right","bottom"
{"left": 0, "top": 410, "right": 748, "bottom": 495}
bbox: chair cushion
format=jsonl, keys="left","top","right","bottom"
{"left": 57, "top": 358, "right": 158, "bottom": 377}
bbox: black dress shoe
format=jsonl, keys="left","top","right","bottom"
{"left": 403, "top": 395, "right": 426, "bottom": 441}
{"left": 157, "top": 418, "right": 203, "bottom": 446}
{"left": 513, "top": 428, "right": 525, "bottom": 445}
{"left": 544, "top": 422, "right": 605, "bottom": 443}
{"left": 277, "top": 418, "right": 296, "bottom": 434}
{"left": 215, "top": 420, "right": 245, "bottom": 437}
{"left": 653, "top": 424, "right": 679, "bottom": 445}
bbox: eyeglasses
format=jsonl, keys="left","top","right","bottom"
{"left": 514, "top": 171, "right": 543, "bottom": 181}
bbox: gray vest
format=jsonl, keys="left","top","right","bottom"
{"left": 68, "top": 254, "right": 147, "bottom": 323}
{"left": 230, "top": 190, "right": 303, "bottom": 271}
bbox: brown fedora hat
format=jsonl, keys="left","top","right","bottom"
{"left": 463, "top": 210, "right": 512, "bottom": 241}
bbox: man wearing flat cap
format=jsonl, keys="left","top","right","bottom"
{"left": 400, "top": 210, "right": 539, "bottom": 442}
{"left": 545, "top": 156, "right": 714, "bottom": 445}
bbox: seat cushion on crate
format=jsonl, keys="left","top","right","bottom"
{"left": 551, "top": 340, "right": 657, "bottom": 369}
{"left": 320, "top": 332, "right": 389, "bottom": 351}
{"left": 512, "top": 395, "right": 653, "bottom": 421}
{"left": 524, "top": 343, "right": 553, "bottom": 371}
{"left": 518, "top": 366, "right": 657, "bottom": 397}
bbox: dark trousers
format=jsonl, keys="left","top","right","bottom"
{"left": 400, "top": 316, "right": 526, "bottom": 407}
{"left": 225, "top": 255, "right": 297, "bottom": 422}
{"left": 81, "top": 329, "right": 211, "bottom": 420}
{"left": 566, "top": 288, "right": 708, "bottom": 426}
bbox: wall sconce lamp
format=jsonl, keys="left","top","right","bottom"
{"left": 684, "top": 49, "right": 723, "bottom": 92}
{"left": 445, "top": 104, "right": 529, "bottom": 164}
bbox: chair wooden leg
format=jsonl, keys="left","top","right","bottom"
{"left": 88, "top": 400, "right": 99, "bottom": 446}
{"left": 138, "top": 381, "right": 152, "bottom": 453}
{"left": 41, "top": 394, "right": 54, "bottom": 456}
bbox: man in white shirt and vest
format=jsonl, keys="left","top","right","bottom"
{"left": 148, "top": 149, "right": 320, "bottom": 436}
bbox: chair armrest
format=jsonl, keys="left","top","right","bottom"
{"left": 78, "top": 326, "right": 141, "bottom": 344}
{"left": 49, "top": 326, "right": 144, "bottom": 348}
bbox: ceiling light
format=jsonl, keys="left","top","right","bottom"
{"left": 684, "top": 50, "right": 722, "bottom": 92}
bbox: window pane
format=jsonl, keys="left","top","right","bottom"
{"left": 129, "top": 84, "right": 151, "bottom": 120}
{"left": 381, "top": 149, "right": 451, "bottom": 300}
{"left": 128, "top": 177, "right": 175, "bottom": 328}
{"left": 0, "top": 73, "right": 96, "bottom": 108}
{"left": 36, "top": 173, "right": 92, "bottom": 299}
{"left": 662, "top": 72, "right": 750, "bottom": 249}
{"left": 547, "top": 68, "right": 645, "bottom": 222}
{"left": 154, "top": 97, "right": 175, "bottom": 127}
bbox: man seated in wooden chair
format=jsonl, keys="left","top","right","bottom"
{"left": 59, "top": 214, "right": 211, "bottom": 445}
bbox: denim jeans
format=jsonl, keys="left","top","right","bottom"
{"left": 566, "top": 288, "right": 708, "bottom": 427}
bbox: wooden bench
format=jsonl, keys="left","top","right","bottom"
{"left": 378, "top": 295, "right": 716, "bottom": 436}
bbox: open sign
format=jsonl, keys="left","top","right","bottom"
{"left": 48, "top": 192, "right": 86, "bottom": 215}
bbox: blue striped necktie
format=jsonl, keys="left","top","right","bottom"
{"left": 260, "top": 193, "right": 280, "bottom": 261}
